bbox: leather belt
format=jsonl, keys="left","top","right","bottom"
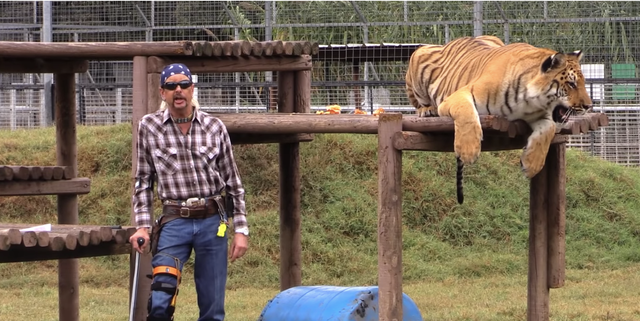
{"left": 161, "top": 197, "right": 219, "bottom": 219}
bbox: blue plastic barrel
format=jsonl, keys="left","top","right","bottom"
{"left": 258, "top": 285, "right": 423, "bottom": 321}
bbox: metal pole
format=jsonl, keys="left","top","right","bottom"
{"left": 42, "top": 1, "right": 53, "bottom": 127}
{"left": 473, "top": 1, "right": 483, "bottom": 37}
{"left": 265, "top": 1, "right": 273, "bottom": 111}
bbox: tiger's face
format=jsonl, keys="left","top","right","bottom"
{"left": 551, "top": 51, "right": 593, "bottom": 123}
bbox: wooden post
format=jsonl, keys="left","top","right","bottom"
{"left": 547, "top": 142, "right": 566, "bottom": 288}
{"left": 377, "top": 113, "right": 403, "bottom": 321}
{"left": 528, "top": 161, "right": 549, "bottom": 321}
{"left": 278, "top": 71, "right": 301, "bottom": 291}
{"left": 54, "top": 72, "right": 79, "bottom": 321}
{"left": 131, "top": 56, "right": 153, "bottom": 321}
{"left": 294, "top": 70, "right": 311, "bottom": 113}
{"left": 147, "top": 72, "right": 161, "bottom": 114}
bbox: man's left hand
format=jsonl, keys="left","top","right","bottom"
{"left": 229, "top": 233, "right": 248, "bottom": 262}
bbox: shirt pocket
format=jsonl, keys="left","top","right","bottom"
{"left": 153, "top": 147, "right": 179, "bottom": 175}
{"left": 198, "top": 146, "right": 219, "bottom": 173}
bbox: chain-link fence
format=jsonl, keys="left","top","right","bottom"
{"left": 0, "top": 1, "right": 639, "bottom": 165}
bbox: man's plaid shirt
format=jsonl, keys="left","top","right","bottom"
{"left": 132, "top": 108, "right": 247, "bottom": 232}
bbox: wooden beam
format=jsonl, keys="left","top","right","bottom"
{"left": 0, "top": 41, "right": 193, "bottom": 58}
{"left": 547, "top": 143, "right": 566, "bottom": 289}
{"left": 0, "top": 178, "right": 90, "bottom": 196}
{"left": 377, "top": 113, "right": 404, "bottom": 321}
{"left": 528, "top": 163, "right": 549, "bottom": 321}
{"left": 0, "top": 165, "right": 73, "bottom": 181}
{"left": 131, "top": 57, "right": 154, "bottom": 321}
{"left": 147, "top": 73, "right": 161, "bottom": 114}
{"left": 0, "top": 166, "right": 13, "bottom": 181}
{"left": 229, "top": 133, "right": 313, "bottom": 145}
{"left": 0, "top": 58, "right": 88, "bottom": 74}
{"left": 294, "top": 70, "right": 311, "bottom": 113}
{"left": 147, "top": 55, "right": 312, "bottom": 74}
{"left": 207, "top": 114, "right": 513, "bottom": 135}
{"left": 278, "top": 70, "right": 301, "bottom": 291}
{"left": 393, "top": 132, "right": 531, "bottom": 152}
{"left": 54, "top": 72, "right": 79, "bottom": 321}
{"left": 209, "top": 113, "right": 604, "bottom": 139}
{"left": 0, "top": 243, "right": 131, "bottom": 263}
{"left": 0, "top": 223, "right": 120, "bottom": 243}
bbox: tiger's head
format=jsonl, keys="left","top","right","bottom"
{"left": 539, "top": 51, "right": 593, "bottom": 123}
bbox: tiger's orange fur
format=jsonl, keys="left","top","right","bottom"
{"left": 405, "top": 35, "right": 592, "bottom": 203}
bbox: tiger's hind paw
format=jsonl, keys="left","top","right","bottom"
{"left": 416, "top": 106, "right": 438, "bottom": 117}
{"left": 454, "top": 122, "right": 483, "bottom": 165}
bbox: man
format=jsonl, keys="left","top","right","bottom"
{"left": 129, "top": 63, "right": 249, "bottom": 321}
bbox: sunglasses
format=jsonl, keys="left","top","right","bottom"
{"left": 162, "top": 80, "right": 192, "bottom": 90}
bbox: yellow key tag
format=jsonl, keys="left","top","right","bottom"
{"left": 217, "top": 221, "right": 227, "bottom": 237}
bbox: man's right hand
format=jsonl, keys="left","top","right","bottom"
{"left": 129, "top": 227, "right": 150, "bottom": 254}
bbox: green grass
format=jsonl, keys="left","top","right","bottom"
{"left": 1, "top": 124, "right": 640, "bottom": 320}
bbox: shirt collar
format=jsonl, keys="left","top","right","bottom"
{"left": 161, "top": 107, "right": 201, "bottom": 124}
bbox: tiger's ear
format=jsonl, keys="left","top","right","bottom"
{"left": 570, "top": 50, "right": 583, "bottom": 61}
{"left": 541, "top": 53, "right": 566, "bottom": 73}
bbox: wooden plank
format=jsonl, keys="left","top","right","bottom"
{"left": 0, "top": 166, "right": 13, "bottom": 181}
{"left": 208, "top": 113, "right": 607, "bottom": 136}
{"left": 209, "top": 114, "right": 514, "bottom": 135}
{"left": 250, "top": 41, "right": 263, "bottom": 56}
{"left": 0, "top": 178, "right": 91, "bottom": 196}
{"left": 7, "top": 166, "right": 30, "bottom": 180}
{"left": 0, "top": 41, "right": 193, "bottom": 58}
{"left": 229, "top": 133, "right": 314, "bottom": 145}
{"left": 52, "top": 166, "right": 65, "bottom": 180}
{"left": 377, "top": 113, "right": 404, "bottom": 321}
{"left": 0, "top": 235, "right": 10, "bottom": 251}
{"left": 0, "top": 58, "right": 88, "bottom": 74}
{"left": 147, "top": 55, "right": 313, "bottom": 74}
{"left": 393, "top": 132, "right": 530, "bottom": 152}
{"left": 0, "top": 243, "right": 131, "bottom": 263}
{"left": 36, "top": 232, "right": 50, "bottom": 247}
{"left": 49, "top": 233, "right": 78, "bottom": 251}
{"left": 3, "top": 228, "right": 23, "bottom": 245}
{"left": 528, "top": 163, "right": 549, "bottom": 321}
{"left": 48, "top": 235, "right": 67, "bottom": 251}
{"left": 0, "top": 165, "right": 73, "bottom": 181}
{"left": 547, "top": 143, "right": 566, "bottom": 289}
{"left": 21, "top": 231, "right": 38, "bottom": 247}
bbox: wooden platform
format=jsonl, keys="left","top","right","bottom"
{"left": 0, "top": 165, "right": 90, "bottom": 196}
{"left": 0, "top": 224, "right": 135, "bottom": 263}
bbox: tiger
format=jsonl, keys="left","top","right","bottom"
{"left": 405, "top": 35, "right": 592, "bottom": 204}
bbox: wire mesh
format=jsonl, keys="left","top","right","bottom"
{"left": 0, "top": 1, "right": 638, "bottom": 165}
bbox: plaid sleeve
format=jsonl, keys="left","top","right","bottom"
{"left": 216, "top": 123, "right": 248, "bottom": 231}
{"left": 132, "top": 119, "right": 155, "bottom": 229}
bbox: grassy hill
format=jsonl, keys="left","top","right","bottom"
{"left": 1, "top": 123, "right": 640, "bottom": 289}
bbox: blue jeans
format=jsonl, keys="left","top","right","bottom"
{"left": 149, "top": 215, "right": 228, "bottom": 321}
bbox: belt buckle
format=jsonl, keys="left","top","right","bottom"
{"left": 185, "top": 197, "right": 202, "bottom": 207}
{"left": 179, "top": 207, "right": 191, "bottom": 217}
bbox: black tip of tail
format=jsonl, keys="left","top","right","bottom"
{"left": 456, "top": 157, "right": 464, "bottom": 204}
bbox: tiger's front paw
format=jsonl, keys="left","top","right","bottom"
{"left": 416, "top": 106, "right": 438, "bottom": 117}
{"left": 520, "top": 146, "right": 546, "bottom": 178}
{"left": 454, "top": 122, "right": 483, "bottom": 165}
